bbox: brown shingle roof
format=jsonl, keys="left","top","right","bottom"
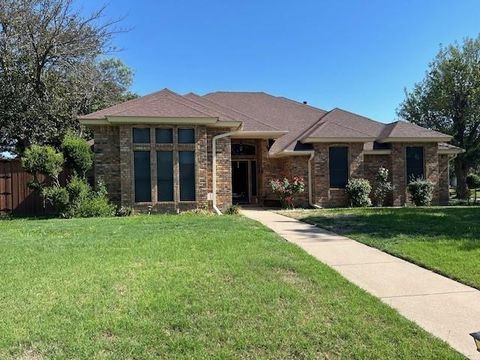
{"left": 79, "top": 88, "right": 456, "bottom": 155}
{"left": 80, "top": 88, "right": 217, "bottom": 119}
{"left": 301, "top": 108, "right": 385, "bottom": 141}
{"left": 378, "top": 121, "right": 451, "bottom": 141}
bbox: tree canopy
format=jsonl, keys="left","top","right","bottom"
{"left": 0, "top": 0, "right": 136, "bottom": 153}
{"left": 398, "top": 36, "right": 480, "bottom": 198}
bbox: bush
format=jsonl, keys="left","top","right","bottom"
{"left": 407, "top": 178, "right": 434, "bottom": 206}
{"left": 22, "top": 145, "right": 64, "bottom": 183}
{"left": 66, "top": 175, "right": 91, "bottom": 202}
{"left": 269, "top": 176, "right": 305, "bottom": 209}
{"left": 466, "top": 173, "right": 480, "bottom": 203}
{"left": 116, "top": 206, "right": 133, "bottom": 217}
{"left": 43, "top": 186, "right": 70, "bottom": 216}
{"left": 345, "top": 178, "right": 371, "bottom": 207}
{"left": 372, "top": 167, "right": 393, "bottom": 207}
{"left": 73, "top": 195, "right": 115, "bottom": 218}
{"left": 62, "top": 132, "right": 93, "bottom": 177}
{"left": 225, "top": 204, "right": 241, "bottom": 215}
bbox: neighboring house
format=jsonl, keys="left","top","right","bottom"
{"left": 79, "top": 89, "right": 462, "bottom": 212}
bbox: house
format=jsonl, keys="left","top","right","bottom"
{"left": 79, "top": 88, "right": 462, "bottom": 212}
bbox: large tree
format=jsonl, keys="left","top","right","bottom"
{"left": 398, "top": 36, "right": 480, "bottom": 199}
{"left": 0, "top": 0, "right": 136, "bottom": 153}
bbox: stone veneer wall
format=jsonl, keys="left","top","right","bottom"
{"left": 93, "top": 126, "right": 121, "bottom": 205}
{"left": 207, "top": 128, "right": 232, "bottom": 211}
{"left": 438, "top": 154, "right": 450, "bottom": 205}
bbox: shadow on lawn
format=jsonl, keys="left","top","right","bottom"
{"left": 298, "top": 207, "right": 480, "bottom": 250}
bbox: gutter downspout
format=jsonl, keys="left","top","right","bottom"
{"left": 212, "top": 130, "right": 239, "bottom": 214}
{"left": 307, "top": 151, "right": 322, "bottom": 209}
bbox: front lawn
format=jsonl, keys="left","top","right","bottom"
{"left": 282, "top": 207, "right": 480, "bottom": 289}
{"left": 0, "top": 215, "right": 462, "bottom": 359}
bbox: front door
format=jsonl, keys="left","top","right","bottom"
{"left": 232, "top": 160, "right": 249, "bottom": 203}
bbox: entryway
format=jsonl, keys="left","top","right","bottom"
{"left": 232, "top": 160, "right": 257, "bottom": 204}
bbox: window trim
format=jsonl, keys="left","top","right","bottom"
{"left": 328, "top": 145, "right": 349, "bottom": 189}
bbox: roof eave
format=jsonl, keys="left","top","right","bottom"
{"left": 79, "top": 116, "right": 241, "bottom": 128}
{"left": 231, "top": 131, "right": 287, "bottom": 139}
{"left": 377, "top": 136, "right": 452, "bottom": 143}
{"left": 302, "top": 137, "right": 376, "bottom": 143}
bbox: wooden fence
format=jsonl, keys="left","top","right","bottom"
{"left": 0, "top": 159, "right": 56, "bottom": 216}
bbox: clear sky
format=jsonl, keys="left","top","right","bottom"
{"left": 82, "top": 0, "right": 480, "bottom": 123}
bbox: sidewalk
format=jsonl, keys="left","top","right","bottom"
{"left": 241, "top": 209, "right": 480, "bottom": 359}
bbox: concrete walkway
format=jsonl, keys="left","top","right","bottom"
{"left": 241, "top": 209, "right": 480, "bottom": 359}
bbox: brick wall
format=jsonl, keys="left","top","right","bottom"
{"left": 92, "top": 125, "right": 233, "bottom": 213}
{"left": 391, "top": 143, "right": 440, "bottom": 206}
{"left": 93, "top": 126, "right": 121, "bottom": 205}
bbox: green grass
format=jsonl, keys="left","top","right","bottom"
{"left": 0, "top": 215, "right": 462, "bottom": 359}
{"left": 282, "top": 207, "right": 480, "bottom": 290}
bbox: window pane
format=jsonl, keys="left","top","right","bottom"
{"left": 178, "top": 128, "right": 195, "bottom": 144}
{"left": 406, "top": 146, "right": 424, "bottom": 182}
{"left": 133, "top": 128, "right": 150, "bottom": 143}
{"left": 157, "top": 151, "right": 173, "bottom": 201}
{"left": 179, "top": 151, "right": 195, "bottom": 201}
{"left": 134, "top": 151, "right": 151, "bottom": 202}
{"left": 329, "top": 147, "right": 348, "bottom": 188}
{"left": 156, "top": 128, "right": 173, "bottom": 144}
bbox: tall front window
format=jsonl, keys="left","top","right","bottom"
{"left": 134, "top": 151, "right": 151, "bottom": 202}
{"left": 406, "top": 146, "right": 424, "bottom": 182}
{"left": 157, "top": 151, "right": 174, "bottom": 201}
{"left": 329, "top": 146, "right": 348, "bottom": 188}
{"left": 132, "top": 127, "right": 196, "bottom": 203}
{"left": 179, "top": 151, "right": 195, "bottom": 201}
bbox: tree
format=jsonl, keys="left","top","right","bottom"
{"left": 0, "top": 0, "right": 136, "bottom": 153}
{"left": 397, "top": 36, "right": 480, "bottom": 199}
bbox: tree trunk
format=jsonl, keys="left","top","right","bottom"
{"left": 454, "top": 157, "right": 469, "bottom": 199}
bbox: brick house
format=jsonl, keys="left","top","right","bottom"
{"left": 79, "top": 89, "right": 462, "bottom": 212}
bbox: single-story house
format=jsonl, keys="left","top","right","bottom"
{"left": 79, "top": 88, "right": 463, "bottom": 212}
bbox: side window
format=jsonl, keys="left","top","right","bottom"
{"left": 178, "top": 128, "right": 195, "bottom": 144}
{"left": 133, "top": 151, "right": 151, "bottom": 202}
{"left": 133, "top": 128, "right": 150, "bottom": 144}
{"left": 179, "top": 151, "right": 195, "bottom": 201}
{"left": 329, "top": 147, "right": 348, "bottom": 188}
{"left": 406, "top": 146, "right": 424, "bottom": 182}
{"left": 157, "top": 151, "right": 174, "bottom": 201}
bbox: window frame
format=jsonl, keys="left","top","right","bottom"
{"left": 328, "top": 146, "right": 349, "bottom": 189}
{"left": 131, "top": 126, "right": 197, "bottom": 205}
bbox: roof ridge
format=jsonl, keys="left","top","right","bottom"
{"left": 200, "top": 94, "right": 283, "bottom": 131}
{"left": 271, "top": 111, "right": 331, "bottom": 155}
{"left": 181, "top": 94, "right": 238, "bottom": 122}
{"left": 160, "top": 90, "right": 218, "bottom": 118}
{"left": 86, "top": 88, "right": 171, "bottom": 118}
{"left": 275, "top": 96, "right": 328, "bottom": 113}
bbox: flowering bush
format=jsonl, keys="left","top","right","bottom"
{"left": 345, "top": 178, "right": 372, "bottom": 207}
{"left": 269, "top": 176, "right": 305, "bottom": 208}
{"left": 372, "top": 167, "right": 393, "bottom": 206}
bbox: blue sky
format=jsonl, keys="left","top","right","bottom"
{"left": 83, "top": 0, "right": 480, "bottom": 123}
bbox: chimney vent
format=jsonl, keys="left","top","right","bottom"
{"left": 303, "top": 101, "right": 307, "bottom": 105}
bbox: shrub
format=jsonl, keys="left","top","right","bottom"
{"left": 372, "top": 167, "right": 393, "bottom": 207}
{"left": 269, "top": 176, "right": 305, "bottom": 209}
{"left": 22, "top": 145, "right": 64, "bottom": 185}
{"left": 74, "top": 195, "right": 115, "bottom": 218}
{"left": 345, "top": 178, "right": 371, "bottom": 207}
{"left": 466, "top": 173, "right": 480, "bottom": 203}
{"left": 43, "top": 186, "right": 69, "bottom": 216}
{"left": 62, "top": 132, "right": 93, "bottom": 178}
{"left": 225, "top": 204, "right": 241, "bottom": 215}
{"left": 407, "top": 178, "right": 434, "bottom": 206}
{"left": 66, "top": 175, "right": 91, "bottom": 203}
{"left": 116, "top": 206, "right": 133, "bottom": 217}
